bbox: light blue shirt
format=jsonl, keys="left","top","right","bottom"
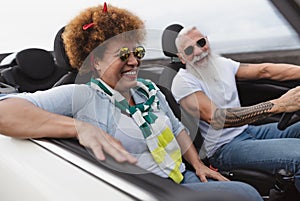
{"left": 0, "top": 83, "right": 186, "bottom": 176}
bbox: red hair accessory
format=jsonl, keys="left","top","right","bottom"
{"left": 83, "top": 3, "right": 107, "bottom": 31}
{"left": 83, "top": 22, "right": 95, "bottom": 30}
{"left": 103, "top": 2, "right": 107, "bottom": 12}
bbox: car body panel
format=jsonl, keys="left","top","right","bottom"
{"left": 0, "top": 135, "right": 137, "bottom": 201}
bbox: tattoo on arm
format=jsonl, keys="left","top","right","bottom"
{"left": 211, "top": 101, "right": 274, "bottom": 130}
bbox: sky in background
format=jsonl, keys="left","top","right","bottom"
{"left": 0, "top": 0, "right": 299, "bottom": 56}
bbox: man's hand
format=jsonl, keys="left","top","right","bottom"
{"left": 75, "top": 120, "right": 137, "bottom": 164}
{"left": 194, "top": 163, "right": 229, "bottom": 182}
{"left": 272, "top": 86, "right": 300, "bottom": 113}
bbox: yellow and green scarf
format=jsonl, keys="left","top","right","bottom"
{"left": 89, "top": 78, "right": 183, "bottom": 183}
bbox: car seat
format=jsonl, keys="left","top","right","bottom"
{"left": 0, "top": 48, "right": 67, "bottom": 92}
{"left": 138, "top": 23, "right": 300, "bottom": 201}
{"left": 53, "top": 27, "right": 78, "bottom": 86}
{"left": 53, "top": 27, "right": 92, "bottom": 86}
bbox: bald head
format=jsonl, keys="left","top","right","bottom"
{"left": 175, "top": 26, "right": 198, "bottom": 52}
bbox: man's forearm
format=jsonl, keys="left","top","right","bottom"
{"left": 210, "top": 101, "right": 274, "bottom": 130}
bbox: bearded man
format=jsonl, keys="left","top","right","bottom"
{"left": 171, "top": 26, "right": 300, "bottom": 192}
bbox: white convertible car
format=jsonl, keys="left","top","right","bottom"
{"left": 0, "top": 0, "right": 300, "bottom": 201}
{"left": 0, "top": 136, "right": 203, "bottom": 201}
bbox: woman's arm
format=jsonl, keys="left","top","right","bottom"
{"left": 0, "top": 98, "right": 75, "bottom": 138}
{"left": 0, "top": 98, "right": 137, "bottom": 164}
{"left": 176, "top": 130, "right": 229, "bottom": 182}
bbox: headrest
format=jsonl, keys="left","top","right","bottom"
{"left": 162, "top": 24, "right": 184, "bottom": 58}
{"left": 16, "top": 48, "right": 55, "bottom": 80}
{"left": 54, "top": 27, "right": 74, "bottom": 71}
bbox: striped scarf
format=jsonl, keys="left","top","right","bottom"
{"left": 89, "top": 78, "right": 183, "bottom": 183}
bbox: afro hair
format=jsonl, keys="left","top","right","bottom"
{"left": 62, "top": 4, "right": 145, "bottom": 69}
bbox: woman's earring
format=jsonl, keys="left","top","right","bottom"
{"left": 98, "top": 69, "right": 102, "bottom": 78}
{"left": 93, "top": 58, "right": 103, "bottom": 77}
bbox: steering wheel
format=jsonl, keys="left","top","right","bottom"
{"left": 277, "top": 111, "right": 300, "bottom": 130}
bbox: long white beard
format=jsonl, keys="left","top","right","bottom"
{"left": 185, "top": 53, "right": 227, "bottom": 157}
{"left": 185, "top": 53, "right": 226, "bottom": 107}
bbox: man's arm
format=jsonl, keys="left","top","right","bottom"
{"left": 179, "top": 86, "right": 300, "bottom": 130}
{"left": 176, "top": 130, "right": 229, "bottom": 182}
{"left": 0, "top": 98, "right": 137, "bottom": 163}
{"left": 236, "top": 63, "right": 300, "bottom": 81}
{"left": 211, "top": 101, "right": 274, "bottom": 129}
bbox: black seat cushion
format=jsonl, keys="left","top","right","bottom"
{"left": 16, "top": 48, "right": 56, "bottom": 80}
{"left": 1, "top": 48, "right": 67, "bottom": 92}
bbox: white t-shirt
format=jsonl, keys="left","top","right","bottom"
{"left": 171, "top": 56, "right": 248, "bottom": 158}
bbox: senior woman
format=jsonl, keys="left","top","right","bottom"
{"left": 0, "top": 3, "right": 262, "bottom": 201}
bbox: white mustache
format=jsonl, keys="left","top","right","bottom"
{"left": 191, "top": 51, "right": 209, "bottom": 64}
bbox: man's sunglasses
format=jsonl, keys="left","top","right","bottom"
{"left": 183, "top": 37, "right": 207, "bottom": 56}
{"left": 119, "top": 46, "right": 146, "bottom": 61}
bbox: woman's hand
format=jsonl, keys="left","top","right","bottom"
{"left": 75, "top": 120, "right": 137, "bottom": 164}
{"left": 194, "top": 163, "right": 229, "bottom": 182}
{"left": 176, "top": 130, "right": 229, "bottom": 182}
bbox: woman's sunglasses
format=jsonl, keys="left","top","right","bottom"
{"left": 183, "top": 37, "right": 207, "bottom": 56}
{"left": 119, "top": 46, "right": 146, "bottom": 61}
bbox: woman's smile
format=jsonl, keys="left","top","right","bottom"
{"left": 121, "top": 68, "right": 138, "bottom": 81}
